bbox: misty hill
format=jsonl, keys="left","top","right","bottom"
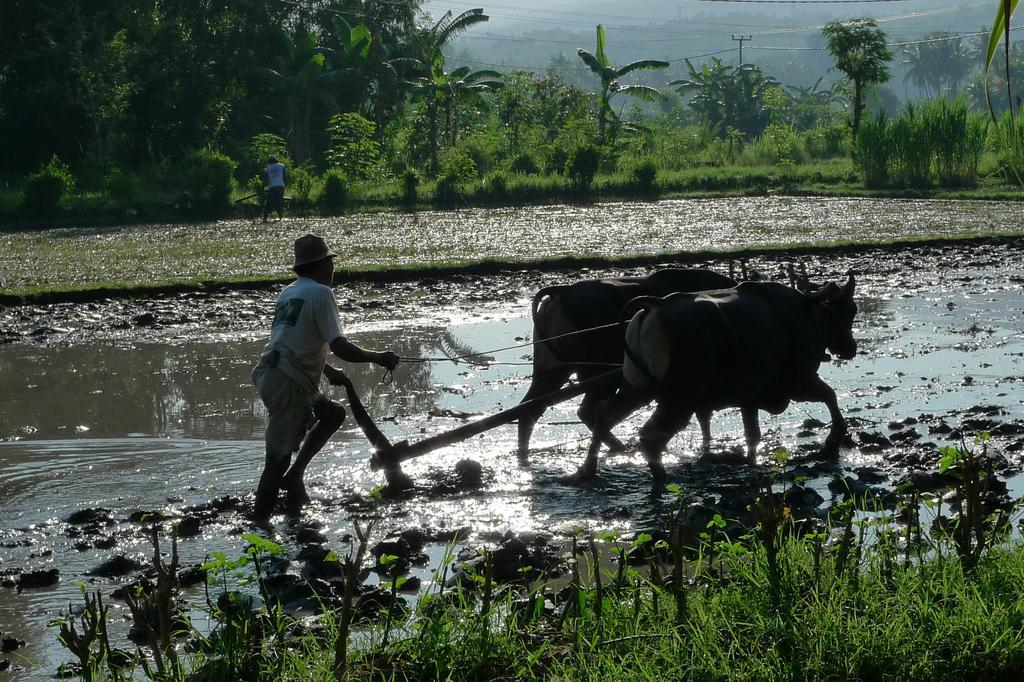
{"left": 425, "top": 0, "right": 999, "bottom": 95}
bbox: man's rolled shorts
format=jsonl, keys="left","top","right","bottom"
{"left": 252, "top": 356, "right": 321, "bottom": 462}
{"left": 267, "top": 186, "right": 285, "bottom": 213}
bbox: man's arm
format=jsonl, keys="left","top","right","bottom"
{"left": 329, "top": 335, "right": 399, "bottom": 370}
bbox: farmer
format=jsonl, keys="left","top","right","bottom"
{"left": 262, "top": 155, "right": 287, "bottom": 222}
{"left": 251, "top": 233, "right": 400, "bottom": 520}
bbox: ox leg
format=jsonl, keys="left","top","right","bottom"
{"left": 516, "top": 368, "right": 572, "bottom": 459}
{"left": 638, "top": 403, "right": 693, "bottom": 483}
{"left": 579, "top": 388, "right": 628, "bottom": 453}
{"left": 571, "top": 387, "right": 650, "bottom": 482}
{"left": 793, "top": 376, "right": 846, "bottom": 459}
{"left": 741, "top": 406, "right": 761, "bottom": 460}
{"left": 696, "top": 409, "right": 713, "bottom": 448}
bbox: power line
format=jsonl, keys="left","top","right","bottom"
{"left": 445, "top": 26, "right": 1020, "bottom": 73}
{"left": 732, "top": 34, "right": 753, "bottom": 63}
{"left": 444, "top": 47, "right": 740, "bottom": 71}
{"left": 750, "top": 24, "right": 1020, "bottom": 50}
{"left": 690, "top": 0, "right": 945, "bottom": 3}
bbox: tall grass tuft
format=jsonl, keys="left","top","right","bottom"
{"left": 922, "top": 97, "right": 989, "bottom": 187}
{"left": 888, "top": 102, "right": 932, "bottom": 188}
{"left": 853, "top": 100, "right": 987, "bottom": 189}
{"left": 852, "top": 111, "right": 892, "bottom": 188}
{"left": 993, "top": 111, "right": 1024, "bottom": 185}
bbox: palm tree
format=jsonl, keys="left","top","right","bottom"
{"left": 408, "top": 55, "right": 502, "bottom": 158}
{"left": 576, "top": 25, "right": 668, "bottom": 143}
{"left": 442, "top": 65, "right": 503, "bottom": 143}
{"left": 903, "top": 33, "right": 974, "bottom": 99}
{"left": 902, "top": 42, "right": 941, "bottom": 98}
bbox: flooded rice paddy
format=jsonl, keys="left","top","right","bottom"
{"left": 2, "top": 196, "right": 1023, "bottom": 294}
{"left": 1, "top": 230, "right": 1024, "bottom": 677}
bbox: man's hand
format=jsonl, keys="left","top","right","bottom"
{"left": 324, "top": 365, "right": 353, "bottom": 389}
{"left": 378, "top": 351, "right": 400, "bottom": 371}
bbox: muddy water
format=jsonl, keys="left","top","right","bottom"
{"left": 2, "top": 243, "right": 1024, "bottom": 678}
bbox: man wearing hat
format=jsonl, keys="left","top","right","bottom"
{"left": 251, "top": 233, "right": 399, "bottom": 520}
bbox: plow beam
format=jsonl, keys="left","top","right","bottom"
{"left": 370, "top": 369, "right": 622, "bottom": 472}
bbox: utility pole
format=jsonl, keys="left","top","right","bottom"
{"left": 732, "top": 34, "right": 752, "bottom": 65}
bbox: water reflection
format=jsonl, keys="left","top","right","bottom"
{"left": 0, "top": 328, "right": 476, "bottom": 444}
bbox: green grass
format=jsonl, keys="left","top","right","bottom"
{"left": 4, "top": 157, "right": 1023, "bottom": 231}
{"left": 52, "top": 449, "right": 1024, "bottom": 681}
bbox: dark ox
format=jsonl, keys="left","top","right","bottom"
{"left": 577, "top": 276, "right": 857, "bottom": 481}
{"left": 518, "top": 268, "right": 737, "bottom": 456}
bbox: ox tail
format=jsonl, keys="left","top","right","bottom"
{"left": 530, "top": 285, "right": 573, "bottom": 364}
{"left": 619, "top": 295, "right": 663, "bottom": 385}
{"left": 531, "top": 285, "right": 565, "bottom": 333}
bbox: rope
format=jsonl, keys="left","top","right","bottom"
{"left": 399, "top": 322, "right": 620, "bottom": 365}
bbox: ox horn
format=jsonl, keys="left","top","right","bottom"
{"left": 806, "top": 281, "right": 839, "bottom": 303}
{"left": 842, "top": 271, "right": 856, "bottom": 296}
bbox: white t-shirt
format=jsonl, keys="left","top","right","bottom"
{"left": 266, "top": 162, "right": 286, "bottom": 188}
{"left": 264, "top": 277, "right": 343, "bottom": 391}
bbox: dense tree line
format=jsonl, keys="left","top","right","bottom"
{"left": 0, "top": 0, "right": 420, "bottom": 173}
{"left": 1, "top": 1, "right": 1021, "bottom": 220}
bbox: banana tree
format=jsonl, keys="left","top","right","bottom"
{"left": 985, "top": 0, "right": 1023, "bottom": 183}
{"left": 672, "top": 58, "right": 780, "bottom": 139}
{"left": 576, "top": 25, "right": 668, "bottom": 143}
{"left": 331, "top": 16, "right": 405, "bottom": 138}
{"left": 256, "top": 28, "right": 341, "bottom": 163}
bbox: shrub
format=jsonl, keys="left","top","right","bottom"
{"left": 456, "top": 133, "right": 501, "bottom": 177}
{"left": 760, "top": 123, "right": 804, "bottom": 165}
{"left": 22, "top": 156, "right": 75, "bottom": 215}
{"left": 544, "top": 145, "right": 569, "bottom": 175}
{"left": 326, "top": 113, "right": 381, "bottom": 180}
{"left": 566, "top": 144, "right": 601, "bottom": 191}
{"left": 438, "top": 148, "right": 478, "bottom": 185}
{"left": 510, "top": 153, "right": 539, "bottom": 175}
{"left": 802, "top": 124, "right": 849, "bottom": 160}
{"left": 434, "top": 176, "right": 460, "bottom": 204}
{"left": 852, "top": 112, "right": 892, "bottom": 189}
{"left": 183, "top": 149, "right": 235, "bottom": 212}
{"left": 402, "top": 169, "right": 419, "bottom": 205}
{"left": 629, "top": 158, "right": 658, "bottom": 192}
{"left": 287, "top": 165, "right": 319, "bottom": 209}
{"left": 103, "top": 168, "right": 141, "bottom": 206}
{"left": 321, "top": 170, "right": 350, "bottom": 212}
{"left": 485, "top": 172, "right": 508, "bottom": 198}
{"left": 433, "top": 149, "right": 477, "bottom": 205}
{"left": 247, "top": 133, "right": 290, "bottom": 182}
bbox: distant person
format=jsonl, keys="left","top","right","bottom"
{"left": 262, "top": 155, "right": 287, "bottom": 222}
{"left": 251, "top": 233, "right": 400, "bottom": 520}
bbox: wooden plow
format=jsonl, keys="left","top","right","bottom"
{"left": 339, "top": 369, "right": 622, "bottom": 490}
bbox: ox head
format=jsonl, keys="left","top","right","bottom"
{"left": 808, "top": 273, "right": 857, "bottom": 360}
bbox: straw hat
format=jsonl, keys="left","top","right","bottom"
{"left": 292, "top": 233, "right": 337, "bottom": 269}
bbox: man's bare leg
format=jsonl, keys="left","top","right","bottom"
{"left": 282, "top": 397, "right": 346, "bottom": 508}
